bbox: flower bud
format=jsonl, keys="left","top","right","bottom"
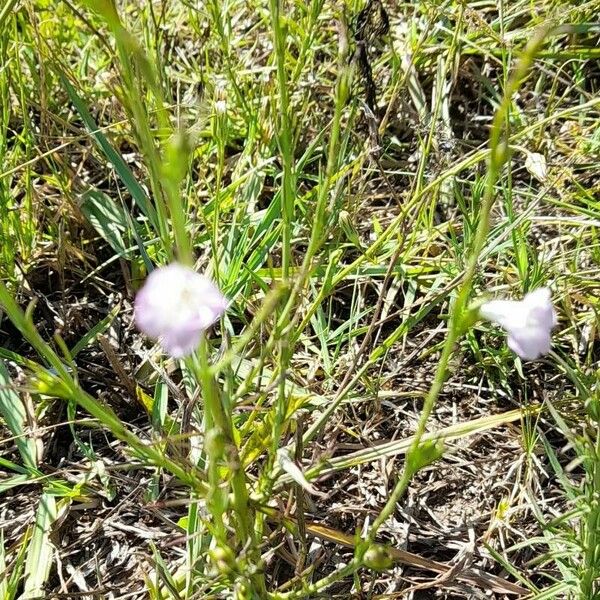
{"left": 205, "top": 428, "right": 227, "bottom": 456}
{"left": 215, "top": 99, "right": 227, "bottom": 115}
{"left": 209, "top": 545, "right": 236, "bottom": 575}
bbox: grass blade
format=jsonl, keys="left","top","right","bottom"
{"left": 70, "top": 302, "right": 121, "bottom": 358}
{"left": 22, "top": 493, "right": 57, "bottom": 599}
{"left": 59, "top": 72, "right": 159, "bottom": 231}
{"left": 80, "top": 190, "right": 129, "bottom": 255}
{"left": 0, "top": 359, "right": 37, "bottom": 469}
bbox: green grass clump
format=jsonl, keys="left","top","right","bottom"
{"left": 0, "top": 1, "right": 599, "bottom": 598}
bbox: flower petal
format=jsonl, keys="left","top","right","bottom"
{"left": 134, "top": 263, "right": 228, "bottom": 357}
{"left": 480, "top": 287, "right": 556, "bottom": 360}
{"left": 161, "top": 326, "right": 204, "bottom": 358}
{"left": 523, "top": 287, "right": 557, "bottom": 328}
{"left": 507, "top": 327, "right": 551, "bottom": 360}
{"left": 479, "top": 299, "right": 525, "bottom": 329}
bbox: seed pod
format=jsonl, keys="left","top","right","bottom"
{"left": 209, "top": 545, "right": 236, "bottom": 575}
{"left": 363, "top": 544, "right": 393, "bottom": 571}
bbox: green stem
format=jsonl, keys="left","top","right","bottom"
{"left": 264, "top": 0, "right": 298, "bottom": 525}
{"left": 195, "top": 341, "right": 250, "bottom": 536}
{"left": 194, "top": 340, "right": 266, "bottom": 595}
{"left": 0, "top": 283, "right": 205, "bottom": 493}
{"left": 261, "top": 42, "right": 353, "bottom": 494}
{"left": 366, "top": 19, "right": 554, "bottom": 545}
{"left": 272, "top": 24, "right": 555, "bottom": 598}
{"left": 268, "top": 0, "right": 295, "bottom": 281}
{"left": 96, "top": 8, "right": 192, "bottom": 264}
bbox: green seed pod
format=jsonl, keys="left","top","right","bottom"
{"left": 339, "top": 210, "right": 364, "bottom": 250}
{"left": 363, "top": 544, "right": 393, "bottom": 571}
{"left": 337, "top": 67, "right": 353, "bottom": 106}
{"left": 210, "top": 546, "right": 231, "bottom": 563}
{"left": 493, "top": 141, "right": 509, "bottom": 165}
{"left": 209, "top": 545, "right": 236, "bottom": 575}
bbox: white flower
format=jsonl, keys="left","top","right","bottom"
{"left": 134, "top": 263, "right": 228, "bottom": 358}
{"left": 215, "top": 99, "right": 227, "bottom": 115}
{"left": 480, "top": 287, "right": 557, "bottom": 360}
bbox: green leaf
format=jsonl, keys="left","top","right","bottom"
{"left": 70, "top": 302, "right": 121, "bottom": 358}
{"left": 79, "top": 189, "right": 153, "bottom": 271}
{"left": 58, "top": 72, "right": 158, "bottom": 230}
{"left": 0, "top": 0, "right": 19, "bottom": 31}
{"left": 150, "top": 542, "right": 184, "bottom": 599}
{"left": 0, "top": 360, "right": 37, "bottom": 469}
{"left": 1, "top": 525, "right": 28, "bottom": 600}
{"left": 405, "top": 439, "right": 445, "bottom": 478}
{"left": 0, "top": 473, "right": 32, "bottom": 494}
{"left": 0, "top": 530, "right": 7, "bottom": 599}
{"left": 22, "top": 493, "right": 58, "bottom": 599}
{"left": 152, "top": 379, "right": 168, "bottom": 430}
{"left": 80, "top": 190, "right": 129, "bottom": 255}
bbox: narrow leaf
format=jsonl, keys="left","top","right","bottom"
{"left": 80, "top": 190, "right": 129, "bottom": 255}
{"left": 59, "top": 72, "right": 158, "bottom": 229}
{"left": 70, "top": 302, "right": 121, "bottom": 358}
{"left": 22, "top": 493, "right": 57, "bottom": 599}
{"left": 0, "top": 360, "right": 37, "bottom": 469}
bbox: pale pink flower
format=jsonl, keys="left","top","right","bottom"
{"left": 480, "top": 287, "right": 557, "bottom": 360}
{"left": 134, "top": 263, "right": 227, "bottom": 358}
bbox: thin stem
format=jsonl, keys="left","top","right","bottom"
{"left": 266, "top": 0, "right": 296, "bottom": 509}
{"left": 268, "top": 0, "right": 295, "bottom": 281}
{"left": 367, "top": 20, "right": 554, "bottom": 544}
{"left": 261, "top": 29, "right": 353, "bottom": 492}
{"left": 0, "top": 283, "right": 206, "bottom": 493}
{"left": 271, "top": 23, "right": 555, "bottom": 598}
{"left": 193, "top": 340, "right": 266, "bottom": 595}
